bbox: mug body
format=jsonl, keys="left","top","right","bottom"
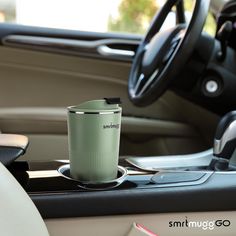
{"left": 67, "top": 100, "right": 121, "bottom": 182}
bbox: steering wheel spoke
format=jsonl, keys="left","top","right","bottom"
{"left": 137, "top": 69, "right": 159, "bottom": 97}
{"left": 132, "top": 69, "right": 160, "bottom": 98}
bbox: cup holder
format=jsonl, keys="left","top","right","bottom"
{"left": 58, "top": 164, "right": 127, "bottom": 190}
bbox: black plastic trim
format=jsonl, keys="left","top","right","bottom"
{"left": 0, "top": 23, "right": 142, "bottom": 42}
{"left": 215, "top": 139, "right": 236, "bottom": 159}
{"left": 30, "top": 172, "right": 236, "bottom": 219}
{"left": 0, "top": 23, "right": 141, "bottom": 62}
{"left": 0, "top": 147, "right": 25, "bottom": 166}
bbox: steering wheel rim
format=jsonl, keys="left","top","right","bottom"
{"left": 128, "top": 0, "right": 210, "bottom": 106}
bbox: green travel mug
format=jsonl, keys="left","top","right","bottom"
{"left": 67, "top": 99, "right": 122, "bottom": 182}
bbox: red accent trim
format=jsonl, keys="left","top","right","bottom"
{"left": 136, "top": 223, "right": 158, "bottom": 236}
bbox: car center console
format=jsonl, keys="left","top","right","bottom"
{"left": 3, "top": 110, "right": 236, "bottom": 219}
{"left": 8, "top": 155, "right": 236, "bottom": 219}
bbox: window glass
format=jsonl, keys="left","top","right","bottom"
{"left": 184, "top": 0, "right": 216, "bottom": 36}
{"left": 0, "top": 0, "right": 174, "bottom": 34}
{"left": 0, "top": 0, "right": 216, "bottom": 36}
{"left": 0, "top": 0, "right": 15, "bottom": 22}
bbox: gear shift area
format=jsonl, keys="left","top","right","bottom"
{"left": 210, "top": 111, "right": 236, "bottom": 171}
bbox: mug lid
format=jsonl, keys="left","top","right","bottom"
{"left": 68, "top": 99, "right": 122, "bottom": 114}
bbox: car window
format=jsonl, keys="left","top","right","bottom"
{"left": 0, "top": 0, "right": 216, "bottom": 36}
{"left": 184, "top": 0, "right": 216, "bottom": 36}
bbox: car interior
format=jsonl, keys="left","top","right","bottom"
{"left": 1, "top": 0, "right": 236, "bottom": 235}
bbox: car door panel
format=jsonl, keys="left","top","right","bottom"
{"left": 0, "top": 23, "right": 218, "bottom": 159}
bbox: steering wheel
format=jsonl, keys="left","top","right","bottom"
{"left": 128, "top": 0, "right": 210, "bottom": 106}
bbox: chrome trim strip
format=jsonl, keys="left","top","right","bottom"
{"left": 131, "top": 70, "right": 159, "bottom": 98}
{"left": 58, "top": 164, "right": 127, "bottom": 190}
{"left": 133, "top": 73, "right": 144, "bottom": 96}
{"left": 213, "top": 139, "right": 221, "bottom": 155}
{"left": 97, "top": 45, "right": 135, "bottom": 57}
{"left": 69, "top": 110, "right": 121, "bottom": 115}
{"left": 3, "top": 35, "right": 138, "bottom": 60}
{"left": 137, "top": 69, "right": 159, "bottom": 96}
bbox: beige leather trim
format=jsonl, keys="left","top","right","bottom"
{"left": 0, "top": 162, "right": 49, "bottom": 236}
{"left": 122, "top": 116, "right": 197, "bottom": 136}
{"left": 0, "top": 108, "right": 203, "bottom": 161}
{"left": 46, "top": 211, "right": 236, "bottom": 236}
{"left": 0, "top": 46, "right": 145, "bottom": 120}
{"left": 0, "top": 133, "right": 28, "bottom": 149}
{"left": 0, "top": 107, "right": 197, "bottom": 137}
{"left": 19, "top": 134, "right": 68, "bottom": 161}
{"left": 18, "top": 134, "right": 205, "bottom": 161}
